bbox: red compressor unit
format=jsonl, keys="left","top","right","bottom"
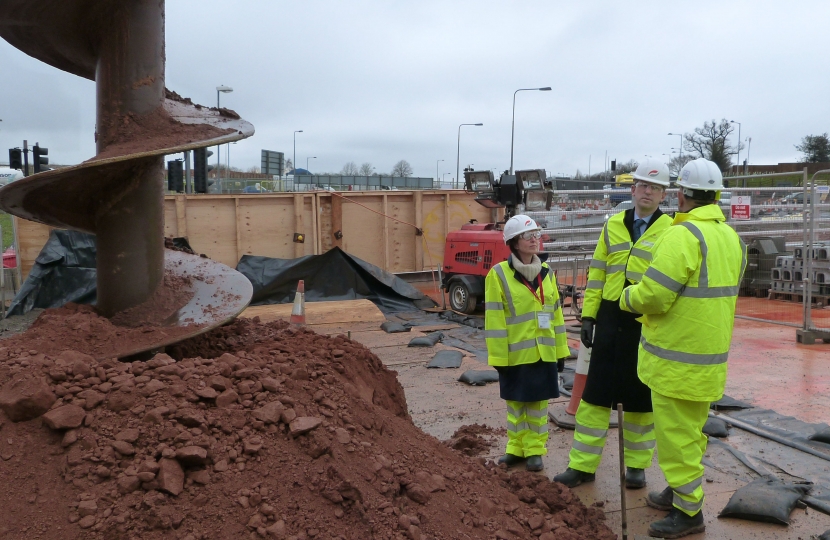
{"left": 441, "top": 169, "right": 554, "bottom": 313}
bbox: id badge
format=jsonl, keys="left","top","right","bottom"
{"left": 537, "top": 311, "right": 551, "bottom": 329}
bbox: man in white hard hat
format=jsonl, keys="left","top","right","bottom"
{"left": 554, "top": 158, "right": 672, "bottom": 489}
{"left": 484, "top": 215, "right": 570, "bottom": 472}
{"left": 620, "top": 158, "right": 746, "bottom": 538}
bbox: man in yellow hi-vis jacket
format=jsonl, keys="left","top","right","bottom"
{"left": 485, "top": 215, "right": 570, "bottom": 472}
{"left": 620, "top": 158, "right": 747, "bottom": 539}
{"left": 554, "top": 158, "right": 672, "bottom": 490}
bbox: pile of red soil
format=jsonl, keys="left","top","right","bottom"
{"left": 0, "top": 317, "right": 615, "bottom": 540}
{"left": 446, "top": 424, "right": 504, "bottom": 457}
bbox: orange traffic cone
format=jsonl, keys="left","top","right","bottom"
{"left": 565, "top": 342, "right": 591, "bottom": 415}
{"left": 290, "top": 280, "right": 306, "bottom": 325}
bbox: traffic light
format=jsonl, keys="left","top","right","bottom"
{"left": 33, "top": 144, "right": 49, "bottom": 173}
{"left": 193, "top": 147, "right": 213, "bottom": 193}
{"left": 611, "top": 159, "right": 616, "bottom": 171}
{"left": 167, "top": 159, "right": 184, "bottom": 192}
{"left": 8, "top": 148, "right": 23, "bottom": 170}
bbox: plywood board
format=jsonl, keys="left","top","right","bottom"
{"left": 236, "top": 197, "right": 297, "bottom": 260}
{"left": 239, "top": 299, "right": 385, "bottom": 325}
{"left": 340, "top": 195, "right": 385, "bottom": 269}
{"left": 184, "top": 198, "right": 238, "bottom": 267}
{"left": 14, "top": 216, "right": 52, "bottom": 280}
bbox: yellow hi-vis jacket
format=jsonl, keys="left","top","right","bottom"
{"left": 582, "top": 209, "right": 672, "bottom": 319}
{"left": 485, "top": 259, "right": 569, "bottom": 367}
{"left": 620, "top": 204, "right": 747, "bottom": 402}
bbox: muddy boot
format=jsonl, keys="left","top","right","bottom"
{"left": 497, "top": 454, "right": 525, "bottom": 467}
{"left": 647, "top": 508, "right": 705, "bottom": 538}
{"left": 553, "top": 467, "right": 595, "bottom": 488}
{"left": 525, "top": 456, "right": 544, "bottom": 472}
{"left": 625, "top": 467, "right": 646, "bottom": 489}
{"left": 646, "top": 486, "right": 674, "bottom": 511}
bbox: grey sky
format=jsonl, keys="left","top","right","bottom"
{"left": 2, "top": 1, "right": 829, "bottom": 180}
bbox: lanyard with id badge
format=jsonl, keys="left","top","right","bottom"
{"left": 524, "top": 276, "right": 554, "bottom": 329}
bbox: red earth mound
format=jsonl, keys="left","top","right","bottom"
{"left": 0, "top": 316, "right": 615, "bottom": 540}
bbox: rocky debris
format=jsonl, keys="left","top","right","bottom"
{"left": 0, "top": 316, "right": 614, "bottom": 540}
{"left": 0, "top": 372, "right": 56, "bottom": 421}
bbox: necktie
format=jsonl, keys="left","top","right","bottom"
{"left": 633, "top": 218, "right": 645, "bottom": 242}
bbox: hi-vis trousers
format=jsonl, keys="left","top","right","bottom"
{"left": 568, "top": 400, "right": 656, "bottom": 473}
{"left": 652, "top": 390, "right": 709, "bottom": 517}
{"left": 505, "top": 400, "right": 548, "bottom": 457}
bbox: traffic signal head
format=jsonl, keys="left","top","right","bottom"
{"left": 611, "top": 159, "right": 616, "bottom": 171}
{"left": 167, "top": 160, "right": 184, "bottom": 192}
{"left": 33, "top": 144, "right": 49, "bottom": 173}
{"left": 8, "top": 148, "right": 23, "bottom": 170}
{"left": 193, "top": 147, "right": 214, "bottom": 193}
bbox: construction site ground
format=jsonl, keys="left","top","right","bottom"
{"left": 303, "top": 289, "right": 830, "bottom": 539}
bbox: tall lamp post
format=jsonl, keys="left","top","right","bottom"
{"left": 510, "top": 87, "right": 551, "bottom": 173}
{"left": 745, "top": 137, "right": 752, "bottom": 173}
{"left": 306, "top": 156, "right": 316, "bottom": 172}
{"left": 216, "top": 86, "right": 233, "bottom": 185}
{"left": 730, "top": 120, "right": 741, "bottom": 173}
{"left": 293, "top": 130, "right": 303, "bottom": 176}
{"left": 457, "top": 123, "right": 483, "bottom": 189}
{"left": 436, "top": 159, "right": 444, "bottom": 185}
{"left": 667, "top": 132, "right": 683, "bottom": 161}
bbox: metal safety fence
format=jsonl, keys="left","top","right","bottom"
{"left": 527, "top": 173, "right": 830, "bottom": 334}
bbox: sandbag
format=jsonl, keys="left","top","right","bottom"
{"left": 703, "top": 417, "right": 729, "bottom": 438}
{"left": 718, "top": 477, "right": 811, "bottom": 525}
{"left": 711, "top": 395, "right": 753, "bottom": 411}
{"left": 427, "top": 350, "right": 463, "bottom": 369}
{"left": 458, "top": 370, "right": 499, "bottom": 386}
{"left": 408, "top": 332, "right": 443, "bottom": 347}
{"left": 819, "top": 528, "right": 830, "bottom": 540}
{"left": 380, "top": 321, "right": 411, "bottom": 333}
{"left": 810, "top": 427, "right": 830, "bottom": 444}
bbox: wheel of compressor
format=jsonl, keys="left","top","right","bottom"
{"left": 448, "top": 281, "right": 477, "bottom": 314}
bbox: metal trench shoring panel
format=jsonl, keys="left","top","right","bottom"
{"left": 0, "top": 0, "right": 254, "bottom": 354}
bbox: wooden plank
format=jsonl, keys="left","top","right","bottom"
{"left": 239, "top": 299, "right": 385, "bottom": 325}
{"left": 236, "top": 197, "right": 296, "bottom": 259}
{"left": 184, "top": 198, "right": 239, "bottom": 267}
{"left": 234, "top": 197, "right": 242, "bottom": 262}
{"left": 14, "top": 217, "right": 52, "bottom": 281}
{"left": 414, "top": 191, "right": 423, "bottom": 271}
{"left": 318, "top": 193, "right": 333, "bottom": 253}
{"left": 175, "top": 195, "right": 188, "bottom": 238}
{"left": 293, "top": 194, "right": 304, "bottom": 258}
{"left": 312, "top": 192, "right": 320, "bottom": 255}
{"left": 331, "top": 193, "right": 343, "bottom": 249}
{"left": 382, "top": 194, "right": 389, "bottom": 270}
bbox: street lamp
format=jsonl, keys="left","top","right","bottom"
{"left": 745, "top": 137, "right": 752, "bottom": 172}
{"left": 510, "top": 87, "right": 551, "bottom": 173}
{"left": 436, "top": 159, "right": 444, "bottom": 184}
{"left": 307, "top": 156, "right": 317, "bottom": 172}
{"left": 217, "top": 86, "right": 233, "bottom": 184}
{"left": 293, "top": 130, "right": 303, "bottom": 176}
{"left": 667, "top": 132, "right": 683, "bottom": 161}
{"left": 457, "top": 123, "right": 483, "bottom": 189}
{"left": 443, "top": 172, "right": 451, "bottom": 186}
{"left": 730, "top": 120, "right": 741, "bottom": 172}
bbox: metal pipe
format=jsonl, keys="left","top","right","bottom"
{"left": 617, "top": 403, "right": 628, "bottom": 540}
{"left": 713, "top": 411, "right": 830, "bottom": 462}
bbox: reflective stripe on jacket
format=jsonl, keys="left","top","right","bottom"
{"left": 620, "top": 204, "right": 747, "bottom": 401}
{"left": 582, "top": 210, "right": 672, "bottom": 320}
{"left": 485, "top": 258, "right": 569, "bottom": 367}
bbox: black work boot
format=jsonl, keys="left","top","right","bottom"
{"left": 497, "top": 454, "right": 525, "bottom": 467}
{"left": 553, "top": 467, "right": 595, "bottom": 488}
{"left": 647, "top": 508, "right": 705, "bottom": 539}
{"left": 525, "top": 456, "right": 544, "bottom": 472}
{"left": 625, "top": 467, "right": 646, "bottom": 489}
{"left": 646, "top": 486, "right": 674, "bottom": 511}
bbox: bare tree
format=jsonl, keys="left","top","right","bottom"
{"left": 667, "top": 155, "right": 694, "bottom": 177}
{"left": 358, "top": 162, "right": 375, "bottom": 176}
{"left": 683, "top": 119, "right": 740, "bottom": 172}
{"left": 615, "top": 159, "right": 638, "bottom": 174}
{"left": 341, "top": 161, "right": 359, "bottom": 175}
{"left": 391, "top": 160, "right": 413, "bottom": 177}
{"left": 246, "top": 166, "right": 261, "bottom": 174}
{"left": 284, "top": 158, "right": 294, "bottom": 175}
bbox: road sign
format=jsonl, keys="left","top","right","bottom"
{"left": 730, "top": 195, "right": 751, "bottom": 220}
{"left": 816, "top": 185, "right": 829, "bottom": 194}
{"left": 261, "top": 150, "right": 284, "bottom": 176}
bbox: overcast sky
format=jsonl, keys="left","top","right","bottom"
{"left": 2, "top": 1, "right": 829, "bottom": 181}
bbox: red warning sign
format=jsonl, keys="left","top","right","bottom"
{"left": 730, "top": 195, "right": 751, "bottom": 220}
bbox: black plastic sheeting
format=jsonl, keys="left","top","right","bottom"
{"left": 237, "top": 247, "right": 436, "bottom": 314}
{"left": 7, "top": 230, "right": 98, "bottom": 316}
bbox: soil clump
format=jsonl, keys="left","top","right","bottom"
{"left": 0, "top": 317, "right": 615, "bottom": 539}
{"left": 446, "top": 424, "right": 503, "bottom": 457}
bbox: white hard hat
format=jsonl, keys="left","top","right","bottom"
{"left": 631, "top": 158, "right": 670, "bottom": 187}
{"left": 677, "top": 158, "right": 723, "bottom": 192}
{"left": 503, "top": 214, "right": 540, "bottom": 244}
